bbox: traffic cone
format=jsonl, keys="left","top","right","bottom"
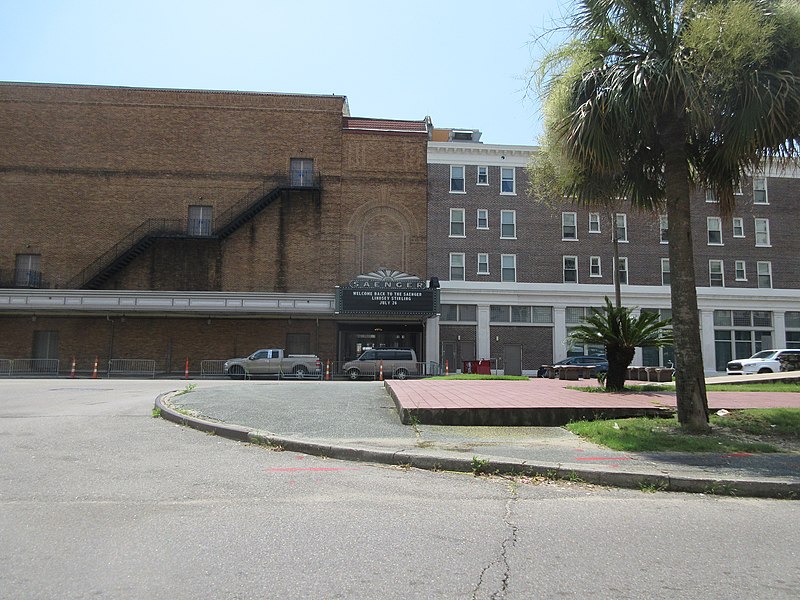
{"left": 70, "top": 357, "right": 76, "bottom": 379}
{"left": 445, "top": 359, "right": 449, "bottom": 376}
{"left": 91, "top": 357, "right": 98, "bottom": 379}
{"left": 325, "top": 360, "right": 331, "bottom": 381}
{"left": 379, "top": 360, "right": 384, "bottom": 381}
{"left": 184, "top": 357, "right": 190, "bottom": 379}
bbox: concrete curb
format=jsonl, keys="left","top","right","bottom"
{"left": 154, "top": 393, "right": 800, "bottom": 500}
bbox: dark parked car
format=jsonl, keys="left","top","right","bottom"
{"left": 537, "top": 355, "right": 609, "bottom": 378}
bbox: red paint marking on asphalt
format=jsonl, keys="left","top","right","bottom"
{"left": 265, "top": 467, "right": 356, "bottom": 472}
{"left": 721, "top": 452, "right": 753, "bottom": 458}
{"left": 575, "top": 457, "right": 632, "bottom": 461}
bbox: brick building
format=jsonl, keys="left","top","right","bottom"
{"left": 428, "top": 129, "right": 800, "bottom": 375}
{"left": 0, "top": 83, "right": 432, "bottom": 374}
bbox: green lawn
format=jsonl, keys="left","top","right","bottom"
{"left": 569, "top": 382, "right": 800, "bottom": 393}
{"left": 566, "top": 408, "right": 800, "bottom": 453}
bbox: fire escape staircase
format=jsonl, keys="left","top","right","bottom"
{"left": 67, "top": 175, "right": 320, "bottom": 290}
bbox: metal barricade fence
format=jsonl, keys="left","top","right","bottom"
{"left": 107, "top": 359, "right": 156, "bottom": 378}
{"left": 0, "top": 359, "right": 11, "bottom": 376}
{"left": 200, "top": 360, "right": 228, "bottom": 378}
{"left": 328, "top": 360, "right": 440, "bottom": 380}
{"left": 10, "top": 358, "right": 60, "bottom": 376}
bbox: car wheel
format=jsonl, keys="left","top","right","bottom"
{"left": 348, "top": 368, "right": 361, "bottom": 381}
{"left": 394, "top": 368, "right": 408, "bottom": 380}
{"left": 294, "top": 365, "right": 308, "bottom": 379}
{"left": 758, "top": 367, "right": 773, "bottom": 374}
{"left": 228, "top": 365, "right": 245, "bottom": 380}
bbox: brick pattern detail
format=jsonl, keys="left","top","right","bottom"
{"left": 490, "top": 326, "right": 554, "bottom": 372}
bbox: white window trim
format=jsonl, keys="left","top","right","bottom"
{"left": 588, "top": 212, "right": 601, "bottom": 234}
{"left": 661, "top": 258, "right": 671, "bottom": 286}
{"left": 709, "top": 259, "right": 725, "bottom": 287}
{"left": 476, "top": 166, "right": 489, "bottom": 186}
{"left": 501, "top": 254, "right": 517, "bottom": 283}
{"left": 732, "top": 217, "right": 745, "bottom": 238}
{"left": 563, "top": 255, "right": 578, "bottom": 283}
{"left": 449, "top": 252, "right": 465, "bottom": 281}
{"left": 562, "top": 211, "right": 578, "bottom": 241}
{"left": 754, "top": 218, "right": 771, "bottom": 247}
{"left": 449, "top": 208, "right": 466, "bottom": 238}
{"left": 449, "top": 165, "right": 466, "bottom": 194}
{"left": 477, "top": 253, "right": 490, "bottom": 275}
{"left": 707, "top": 217, "right": 723, "bottom": 246}
{"left": 615, "top": 213, "right": 628, "bottom": 243}
{"left": 705, "top": 189, "right": 719, "bottom": 203}
{"left": 617, "top": 256, "right": 629, "bottom": 285}
{"left": 476, "top": 209, "right": 489, "bottom": 230}
{"left": 753, "top": 176, "right": 769, "bottom": 205}
{"left": 757, "top": 261, "right": 772, "bottom": 288}
{"left": 589, "top": 256, "right": 602, "bottom": 278}
{"left": 500, "top": 210, "right": 517, "bottom": 240}
{"left": 735, "top": 260, "right": 747, "bottom": 281}
{"left": 659, "top": 214, "right": 668, "bottom": 244}
{"left": 500, "top": 167, "right": 516, "bottom": 195}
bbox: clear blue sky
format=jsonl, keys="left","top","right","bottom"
{"left": 1, "top": 0, "right": 570, "bottom": 146}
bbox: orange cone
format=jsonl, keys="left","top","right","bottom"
{"left": 91, "top": 357, "right": 98, "bottom": 379}
{"left": 445, "top": 359, "right": 449, "bottom": 376}
{"left": 325, "top": 360, "right": 331, "bottom": 381}
{"left": 379, "top": 360, "right": 384, "bottom": 381}
{"left": 70, "top": 357, "right": 76, "bottom": 379}
{"left": 184, "top": 357, "right": 190, "bottom": 379}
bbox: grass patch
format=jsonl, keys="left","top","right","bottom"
{"left": 567, "top": 384, "right": 673, "bottom": 393}
{"left": 426, "top": 374, "right": 529, "bottom": 381}
{"left": 566, "top": 410, "right": 800, "bottom": 453}
{"left": 707, "top": 382, "right": 800, "bottom": 392}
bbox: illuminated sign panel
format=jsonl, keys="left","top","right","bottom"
{"left": 335, "top": 269, "right": 439, "bottom": 316}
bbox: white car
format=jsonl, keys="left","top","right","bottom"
{"left": 726, "top": 349, "right": 800, "bottom": 375}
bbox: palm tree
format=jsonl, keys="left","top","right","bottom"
{"left": 568, "top": 298, "right": 673, "bottom": 391}
{"left": 534, "top": 0, "right": 800, "bottom": 431}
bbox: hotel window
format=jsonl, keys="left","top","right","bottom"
{"left": 709, "top": 260, "right": 724, "bottom": 287}
{"left": 476, "top": 209, "right": 488, "bottom": 229}
{"left": 735, "top": 260, "right": 747, "bottom": 281}
{"left": 500, "top": 167, "right": 515, "bottom": 194}
{"left": 477, "top": 166, "right": 488, "bottom": 185}
{"left": 588, "top": 212, "right": 601, "bottom": 233}
{"left": 659, "top": 215, "right": 668, "bottom": 243}
{"left": 757, "top": 261, "right": 772, "bottom": 288}
{"left": 477, "top": 253, "right": 489, "bottom": 275}
{"left": 15, "top": 253, "right": 41, "bottom": 287}
{"left": 563, "top": 256, "right": 578, "bottom": 283}
{"left": 753, "top": 177, "right": 768, "bottom": 204}
{"left": 707, "top": 217, "right": 723, "bottom": 245}
{"left": 562, "top": 212, "right": 578, "bottom": 240}
{"left": 617, "top": 257, "right": 628, "bottom": 285}
{"left": 732, "top": 217, "right": 744, "bottom": 238}
{"left": 500, "top": 210, "right": 516, "bottom": 239}
{"left": 188, "top": 205, "right": 213, "bottom": 236}
{"left": 449, "top": 208, "right": 465, "bottom": 237}
{"left": 290, "top": 158, "right": 314, "bottom": 187}
{"left": 615, "top": 213, "right": 628, "bottom": 242}
{"left": 450, "top": 165, "right": 465, "bottom": 193}
{"left": 705, "top": 189, "right": 718, "bottom": 203}
{"left": 449, "top": 253, "right": 465, "bottom": 281}
{"left": 754, "top": 218, "right": 770, "bottom": 247}
{"left": 590, "top": 256, "right": 602, "bottom": 277}
{"left": 661, "top": 258, "right": 671, "bottom": 285}
{"left": 501, "top": 254, "right": 517, "bottom": 282}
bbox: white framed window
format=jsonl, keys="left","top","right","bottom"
{"left": 659, "top": 215, "right": 668, "bottom": 244}
{"left": 617, "top": 256, "right": 628, "bottom": 285}
{"left": 705, "top": 189, "right": 718, "bottom": 203}
{"left": 661, "top": 258, "right": 671, "bottom": 286}
{"left": 449, "top": 253, "right": 465, "bottom": 281}
{"left": 735, "top": 260, "right": 747, "bottom": 281}
{"left": 588, "top": 212, "right": 601, "bottom": 233}
{"left": 476, "top": 209, "right": 488, "bottom": 229}
{"left": 754, "top": 218, "right": 770, "bottom": 247}
{"left": 707, "top": 217, "right": 723, "bottom": 245}
{"left": 477, "top": 166, "right": 488, "bottom": 185}
{"left": 732, "top": 217, "right": 744, "bottom": 238}
{"left": 477, "top": 253, "right": 489, "bottom": 275}
{"left": 450, "top": 165, "right": 465, "bottom": 193}
{"left": 449, "top": 208, "right": 465, "bottom": 237}
{"left": 501, "top": 254, "right": 517, "bottom": 282}
{"left": 563, "top": 256, "right": 578, "bottom": 283}
{"left": 500, "top": 167, "right": 515, "bottom": 194}
{"left": 709, "top": 259, "right": 724, "bottom": 287}
{"left": 562, "top": 212, "right": 578, "bottom": 240}
{"left": 753, "top": 177, "right": 768, "bottom": 204}
{"left": 757, "top": 261, "right": 772, "bottom": 288}
{"left": 615, "top": 213, "right": 628, "bottom": 242}
{"left": 589, "top": 256, "right": 602, "bottom": 277}
{"left": 500, "top": 210, "right": 516, "bottom": 239}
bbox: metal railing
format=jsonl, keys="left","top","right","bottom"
{"left": 0, "top": 359, "right": 11, "bottom": 376}
{"left": 200, "top": 360, "right": 227, "bottom": 378}
{"left": 107, "top": 359, "right": 157, "bottom": 378}
{"left": 10, "top": 358, "right": 60, "bottom": 376}
{"left": 0, "top": 269, "right": 50, "bottom": 289}
{"left": 328, "top": 361, "right": 439, "bottom": 380}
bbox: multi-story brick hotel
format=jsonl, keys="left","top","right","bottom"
{"left": 1, "top": 82, "right": 798, "bottom": 375}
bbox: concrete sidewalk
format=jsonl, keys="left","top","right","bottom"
{"left": 156, "top": 379, "right": 800, "bottom": 499}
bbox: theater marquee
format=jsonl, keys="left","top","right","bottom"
{"left": 335, "top": 269, "right": 439, "bottom": 316}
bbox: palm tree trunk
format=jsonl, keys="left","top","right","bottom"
{"left": 606, "top": 345, "right": 633, "bottom": 391}
{"left": 661, "top": 116, "right": 710, "bottom": 432}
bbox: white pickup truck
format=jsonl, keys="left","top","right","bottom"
{"left": 224, "top": 349, "right": 321, "bottom": 379}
